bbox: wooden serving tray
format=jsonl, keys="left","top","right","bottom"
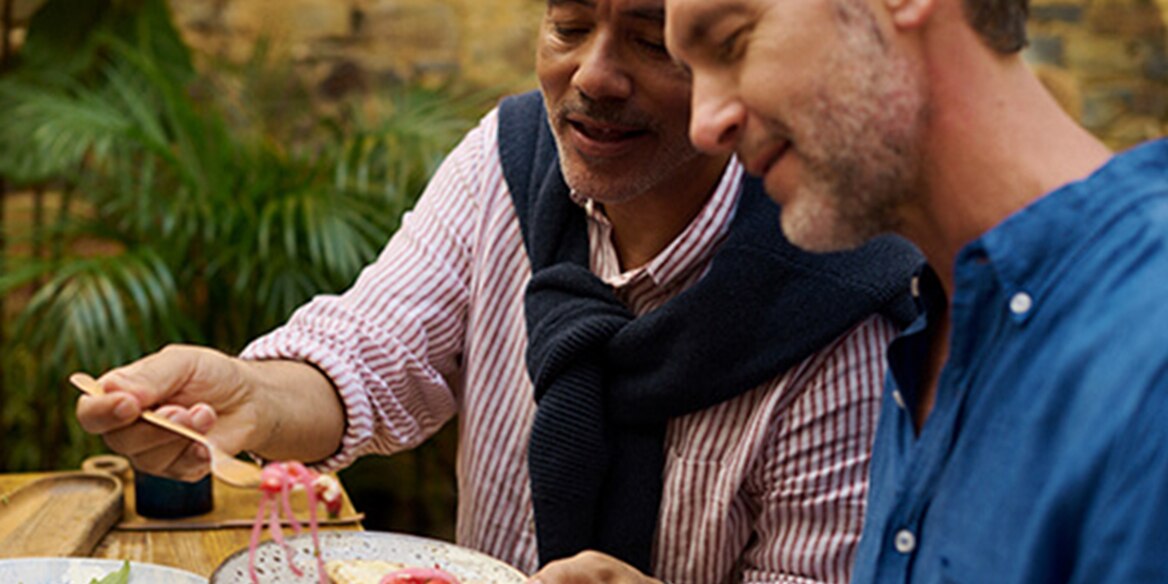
{"left": 0, "top": 471, "right": 124, "bottom": 557}
{"left": 118, "top": 473, "right": 363, "bottom": 531}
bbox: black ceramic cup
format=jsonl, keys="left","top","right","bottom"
{"left": 134, "top": 471, "right": 214, "bottom": 518}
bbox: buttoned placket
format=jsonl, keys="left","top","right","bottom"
{"left": 877, "top": 253, "right": 1005, "bottom": 581}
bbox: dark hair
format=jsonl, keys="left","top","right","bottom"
{"left": 963, "top": 0, "right": 1030, "bottom": 53}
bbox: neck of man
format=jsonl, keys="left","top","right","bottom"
{"left": 891, "top": 17, "right": 1113, "bottom": 430}
{"left": 602, "top": 154, "right": 731, "bottom": 271}
{"left": 899, "top": 20, "right": 1113, "bottom": 298}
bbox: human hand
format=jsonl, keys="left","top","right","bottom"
{"left": 527, "top": 551, "right": 664, "bottom": 584}
{"left": 75, "top": 344, "right": 262, "bottom": 481}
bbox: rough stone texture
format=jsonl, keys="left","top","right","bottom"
{"left": 350, "top": 0, "right": 460, "bottom": 83}
{"left": 3, "top": 0, "right": 1165, "bottom": 146}
{"left": 160, "top": 0, "right": 540, "bottom": 96}
{"left": 174, "top": 0, "right": 1168, "bottom": 146}
{"left": 1028, "top": 0, "right": 1168, "bottom": 146}
{"left": 446, "top": 0, "right": 543, "bottom": 90}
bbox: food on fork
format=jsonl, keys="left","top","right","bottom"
{"left": 248, "top": 461, "right": 344, "bottom": 584}
{"left": 324, "top": 559, "right": 462, "bottom": 584}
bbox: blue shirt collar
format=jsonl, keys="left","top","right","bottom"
{"left": 962, "top": 139, "right": 1168, "bottom": 309}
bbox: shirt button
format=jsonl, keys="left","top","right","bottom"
{"left": 1009, "top": 291, "right": 1033, "bottom": 315}
{"left": 894, "top": 529, "right": 917, "bottom": 554}
{"left": 892, "top": 390, "right": 907, "bottom": 410}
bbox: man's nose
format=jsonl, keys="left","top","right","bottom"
{"left": 572, "top": 34, "right": 633, "bottom": 101}
{"left": 689, "top": 75, "right": 744, "bottom": 155}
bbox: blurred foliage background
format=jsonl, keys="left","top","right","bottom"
{"left": 0, "top": 0, "right": 495, "bottom": 539}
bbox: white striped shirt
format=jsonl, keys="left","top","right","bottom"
{"left": 242, "top": 108, "right": 896, "bottom": 584}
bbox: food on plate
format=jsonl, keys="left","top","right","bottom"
{"left": 324, "top": 559, "right": 462, "bottom": 584}
{"left": 377, "top": 565, "right": 462, "bottom": 584}
{"left": 248, "top": 461, "right": 344, "bottom": 584}
{"left": 87, "top": 560, "right": 130, "bottom": 584}
{"left": 325, "top": 559, "right": 397, "bottom": 584}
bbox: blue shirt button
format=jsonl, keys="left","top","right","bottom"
{"left": 895, "top": 529, "right": 917, "bottom": 554}
{"left": 1009, "top": 291, "right": 1033, "bottom": 315}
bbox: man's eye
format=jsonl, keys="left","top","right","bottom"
{"left": 553, "top": 23, "right": 590, "bottom": 39}
{"left": 717, "top": 29, "right": 747, "bottom": 62}
{"left": 638, "top": 38, "right": 669, "bottom": 56}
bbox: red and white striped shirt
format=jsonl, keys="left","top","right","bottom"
{"left": 242, "top": 108, "right": 896, "bottom": 584}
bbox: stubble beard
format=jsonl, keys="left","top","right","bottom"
{"left": 780, "top": 2, "right": 928, "bottom": 252}
{"left": 550, "top": 96, "right": 705, "bottom": 204}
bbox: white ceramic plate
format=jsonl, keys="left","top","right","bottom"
{"left": 211, "top": 531, "right": 526, "bottom": 583}
{"left": 0, "top": 557, "right": 207, "bottom": 584}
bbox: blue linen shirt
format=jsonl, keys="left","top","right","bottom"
{"left": 852, "top": 139, "right": 1168, "bottom": 584}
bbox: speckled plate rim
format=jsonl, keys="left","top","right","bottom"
{"left": 210, "top": 531, "right": 527, "bottom": 583}
{"left": 0, "top": 557, "right": 207, "bottom": 584}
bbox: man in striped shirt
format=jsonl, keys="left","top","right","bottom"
{"left": 76, "top": 1, "right": 919, "bottom": 582}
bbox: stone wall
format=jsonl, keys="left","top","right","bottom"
{"left": 168, "top": 0, "right": 544, "bottom": 97}
{"left": 2, "top": 0, "right": 544, "bottom": 95}
{"left": 1026, "top": 0, "right": 1168, "bottom": 147}
{"left": 4, "top": 0, "right": 1167, "bottom": 146}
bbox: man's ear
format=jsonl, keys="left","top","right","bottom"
{"left": 883, "top": 0, "right": 935, "bottom": 29}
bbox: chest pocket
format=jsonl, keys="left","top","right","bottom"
{"left": 656, "top": 449, "right": 746, "bottom": 584}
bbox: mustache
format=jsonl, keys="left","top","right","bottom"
{"left": 556, "top": 95, "right": 652, "bottom": 129}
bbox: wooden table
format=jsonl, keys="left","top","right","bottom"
{"left": 0, "top": 468, "right": 363, "bottom": 579}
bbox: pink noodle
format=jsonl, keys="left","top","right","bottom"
{"left": 279, "top": 469, "right": 304, "bottom": 536}
{"left": 248, "top": 495, "right": 269, "bottom": 584}
{"left": 270, "top": 494, "right": 304, "bottom": 576}
{"left": 251, "top": 462, "right": 330, "bottom": 584}
{"left": 298, "top": 467, "right": 328, "bottom": 584}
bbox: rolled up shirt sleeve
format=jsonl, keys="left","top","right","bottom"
{"left": 240, "top": 111, "right": 495, "bottom": 471}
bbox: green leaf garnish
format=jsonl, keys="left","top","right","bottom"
{"left": 88, "top": 560, "right": 131, "bottom": 584}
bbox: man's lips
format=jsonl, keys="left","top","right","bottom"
{"left": 745, "top": 142, "right": 791, "bottom": 177}
{"left": 567, "top": 115, "right": 645, "bottom": 139}
{"left": 565, "top": 115, "right": 649, "bottom": 156}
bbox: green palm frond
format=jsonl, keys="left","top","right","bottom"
{"left": 11, "top": 249, "right": 191, "bottom": 370}
{"left": 0, "top": 78, "right": 131, "bottom": 183}
{"left": 0, "top": 0, "right": 489, "bottom": 472}
{"left": 332, "top": 86, "right": 489, "bottom": 204}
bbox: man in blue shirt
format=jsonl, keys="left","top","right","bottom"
{"left": 660, "top": 0, "right": 1168, "bottom": 582}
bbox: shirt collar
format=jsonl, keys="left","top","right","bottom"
{"left": 959, "top": 139, "right": 1168, "bottom": 312}
{"left": 571, "top": 158, "right": 744, "bottom": 290}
